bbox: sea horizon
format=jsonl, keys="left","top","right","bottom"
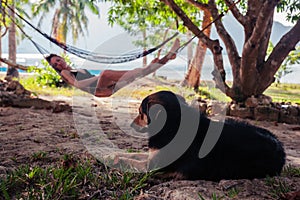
{"left": 0, "top": 53, "right": 299, "bottom": 84}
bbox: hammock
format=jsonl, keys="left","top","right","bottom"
{"left": 2, "top": 2, "right": 178, "bottom": 64}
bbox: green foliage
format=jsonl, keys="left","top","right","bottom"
{"left": 27, "top": 62, "right": 62, "bottom": 88}
{"left": 106, "top": 0, "right": 202, "bottom": 51}
{"left": 0, "top": 0, "right": 31, "bottom": 41}
{"left": 276, "top": 46, "right": 300, "bottom": 84}
{"left": 277, "top": 0, "right": 300, "bottom": 23}
{"left": 112, "top": 0, "right": 201, "bottom": 32}
{"left": 267, "top": 43, "right": 300, "bottom": 84}
{"left": 281, "top": 164, "right": 300, "bottom": 177}
{"left": 31, "top": 0, "right": 99, "bottom": 44}
{"left": 107, "top": 0, "right": 178, "bottom": 30}
{"left": 26, "top": 54, "right": 73, "bottom": 88}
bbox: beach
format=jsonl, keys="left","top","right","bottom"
{"left": 1, "top": 53, "right": 300, "bottom": 83}
{"left": 0, "top": 76, "right": 299, "bottom": 199}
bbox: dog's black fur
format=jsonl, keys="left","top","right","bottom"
{"left": 131, "top": 91, "right": 286, "bottom": 181}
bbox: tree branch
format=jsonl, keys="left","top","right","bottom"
{"left": 257, "top": 15, "right": 273, "bottom": 70}
{"left": 209, "top": 0, "right": 241, "bottom": 85}
{"left": 259, "top": 19, "right": 300, "bottom": 92}
{"left": 243, "top": 0, "right": 279, "bottom": 57}
{"left": 162, "top": 0, "right": 213, "bottom": 47}
{"left": 240, "top": 0, "right": 279, "bottom": 92}
{"left": 185, "top": 0, "right": 209, "bottom": 12}
{"left": 224, "top": 0, "right": 246, "bottom": 25}
{"left": 162, "top": 0, "right": 234, "bottom": 99}
{"left": 0, "top": 57, "right": 30, "bottom": 71}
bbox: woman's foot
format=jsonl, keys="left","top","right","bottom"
{"left": 167, "top": 38, "right": 180, "bottom": 60}
{"left": 150, "top": 38, "right": 180, "bottom": 64}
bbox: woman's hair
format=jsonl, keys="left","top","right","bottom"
{"left": 45, "top": 54, "right": 59, "bottom": 64}
{"left": 45, "top": 54, "right": 61, "bottom": 73}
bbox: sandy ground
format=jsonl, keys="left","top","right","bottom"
{"left": 0, "top": 78, "right": 299, "bottom": 199}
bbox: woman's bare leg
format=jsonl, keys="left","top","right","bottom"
{"left": 117, "top": 38, "right": 180, "bottom": 83}
{"left": 94, "top": 38, "right": 180, "bottom": 97}
{"left": 94, "top": 70, "right": 129, "bottom": 97}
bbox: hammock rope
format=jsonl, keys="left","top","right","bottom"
{"left": 0, "top": 6, "right": 49, "bottom": 57}
{"left": 175, "top": 0, "right": 242, "bottom": 53}
{"left": 3, "top": 2, "right": 179, "bottom": 64}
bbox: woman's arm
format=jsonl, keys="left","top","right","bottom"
{"left": 60, "top": 70, "right": 99, "bottom": 89}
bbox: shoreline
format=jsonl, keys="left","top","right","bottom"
{"left": 1, "top": 72, "right": 300, "bottom": 85}
{"left": 1, "top": 72, "right": 300, "bottom": 86}
{"left": 1, "top": 54, "right": 300, "bottom": 84}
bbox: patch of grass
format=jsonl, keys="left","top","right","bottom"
{"left": 197, "top": 86, "right": 231, "bottom": 102}
{"left": 126, "top": 149, "right": 141, "bottom": 153}
{"left": 265, "top": 176, "right": 292, "bottom": 199}
{"left": 226, "top": 187, "right": 240, "bottom": 198}
{"left": 198, "top": 192, "right": 225, "bottom": 200}
{"left": 20, "top": 76, "right": 87, "bottom": 97}
{"left": 8, "top": 74, "right": 300, "bottom": 104}
{"left": 115, "top": 87, "right": 156, "bottom": 100}
{"left": 31, "top": 151, "right": 48, "bottom": 161}
{"left": 281, "top": 164, "right": 300, "bottom": 177}
{"left": 264, "top": 83, "right": 300, "bottom": 104}
{"left": 0, "top": 155, "right": 155, "bottom": 200}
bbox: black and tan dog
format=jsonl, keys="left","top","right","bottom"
{"left": 129, "top": 90, "right": 286, "bottom": 181}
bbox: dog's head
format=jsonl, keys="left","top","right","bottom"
{"left": 131, "top": 90, "right": 187, "bottom": 134}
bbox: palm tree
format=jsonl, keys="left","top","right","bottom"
{"left": 31, "top": 0, "right": 99, "bottom": 45}
{"left": 7, "top": 0, "right": 18, "bottom": 78}
{"left": 2, "top": 0, "right": 34, "bottom": 78}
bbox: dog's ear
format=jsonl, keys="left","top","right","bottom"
{"left": 149, "top": 106, "right": 163, "bottom": 121}
{"left": 147, "top": 100, "right": 167, "bottom": 124}
{"left": 146, "top": 102, "right": 167, "bottom": 136}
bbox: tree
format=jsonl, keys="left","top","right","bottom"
{"left": 106, "top": 0, "right": 203, "bottom": 70}
{"left": 2, "top": 0, "right": 30, "bottom": 78}
{"left": 0, "top": 1, "right": 9, "bottom": 66}
{"left": 107, "top": 0, "right": 180, "bottom": 67}
{"left": 7, "top": 0, "right": 18, "bottom": 78}
{"left": 181, "top": 8, "right": 212, "bottom": 90}
{"left": 31, "top": 0, "right": 99, "bottom": 45}
{"left": 163, "top": 0, "right": 300, "bottom": 102}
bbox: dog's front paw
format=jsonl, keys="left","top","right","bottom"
{"left": 102, "top": 153, "right": 121, "bottom": 166}
{"left": 103, "top": 152, "right": 149, "bottom": 172}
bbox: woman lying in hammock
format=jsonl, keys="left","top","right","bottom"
{"left": 46, "top": 39, "right": 180, "bottom": 97}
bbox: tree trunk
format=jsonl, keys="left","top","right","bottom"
{"left": 143, "top": 29, "right": 147, "bottom": 68}
{"left": 153, "top": 29, "right": 169, "bottom": 77}
{"left": 186, "top": 31, "right": 193, "bottom": 67}
{"left": 6, "top": 1, "right": 19, "bottom": 78}
{"left": 0, "top": 25, "right": 2, "bottom": 66}
{"left": 181, "top": 10, "right": 212, "bottom": 90}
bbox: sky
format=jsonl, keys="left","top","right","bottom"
{"left": 27, "top": 0, "right": 295, "bottom": 26}
{"left": 274, "top": 12, "right": 295, "bottom": 26}
{"left": 5, "top": 1, "right": 296, "bottom": 56}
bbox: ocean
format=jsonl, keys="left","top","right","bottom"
{"left": 0, "top": 54, "right": 299, "bottom": 84}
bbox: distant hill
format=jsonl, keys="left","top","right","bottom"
{"left": 210, "top": 14, "right": 292, "bottom": 54}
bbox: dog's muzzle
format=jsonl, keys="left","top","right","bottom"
{"left": 130, "top": 122, "right": 148, "bottom": 133}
